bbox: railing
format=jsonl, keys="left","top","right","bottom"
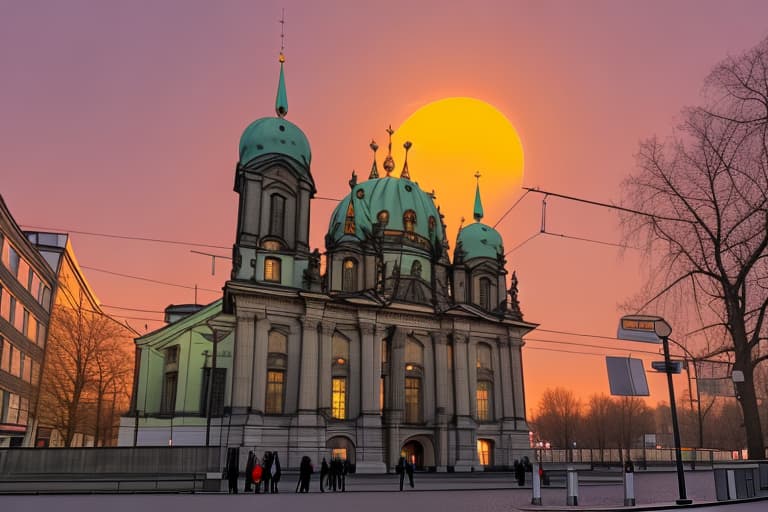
{"left": 536, "top": 448, "right": 735, "bottom": 465}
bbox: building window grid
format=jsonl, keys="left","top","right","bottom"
{"left": 265, "top": 370, "right": 285, "bottom": 414}
{"left": 405, "top": 376, "right": 422, "bottom": 423}
{"left": 476, "top": 380, "right": 492, "bottom": 421}
{"left": 342, "top": 258, "right": 357, "bottom": 292}
{"left": 269, "top": 194, "right": 286, "bottom": 238}
{"left": 331, "top": 376, "right": 347, "bottom": 419}
{"left": 479, "top": 277, "right": 491, "bottom": 310}
{"left": 477, "top": 439, "right": 492, "bottom": 466}
{"left": 264, "top": 257, "right": 281, "bottom": 282}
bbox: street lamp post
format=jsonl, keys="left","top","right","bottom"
{"left": 666, "top": 337, "right": 704, "bottom": 449}
{"left": 205, "top": 326, "right": 219, "bottom": 447}
{"left": 655, "top": 320, "right": 692, "bottom": 506}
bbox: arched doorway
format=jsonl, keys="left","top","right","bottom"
{"left": 326, "top": 435, "right": 356, "bottom": 466}
{"left": 402, "top": 440, "right": 424, "bottom": 469}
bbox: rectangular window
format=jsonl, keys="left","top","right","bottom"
{"left": 161, "top": 371, "right": 178, "bottom": 415}
{"left": 7, "top": 393, "right": 20, "bottom": 424}
{"left": 18, "top": 397, "right": 29, "bottom": 426}
{"left": 405, "top": 377, "right": 422, "bottom": 423}
{"left": 10, "top": 347, "right": 21, "bottom": 377}
{"left": 379, "top": 376, "right": 385, "bottom": 414}
{"left": 477, "top": 381, "right": 491, "bottom": 421}
{"left": 0, "top": 288, "right": 9, "bottom": 320}
{"left": 201, "top": 367, "right": 226, "bottom": 417}
{"left": 265, "top": 370, "right": 285, "bottom": 414}
{"left": 477, "top": 439, "right": 492, "bottom": 466}
{"left": 7, "top": 245, "right": 20, "bottom": 276}
{"left": 37, "top": 321, "right": 46, "bottom": 347}
{"left": 264, "top": 257, "right": 281, "bottom": 282}
{"left": 22, "top": 309, "right": 29, "bottom": 337}
{"left": 1, "top": 342, "right": 10, "bottom": 372}
{"left": 331, "top": 376, "right": 346, "bottom": 419}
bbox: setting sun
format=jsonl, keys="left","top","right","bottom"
{"left": 393, "top": 97, "right": 524, "bottom": 240}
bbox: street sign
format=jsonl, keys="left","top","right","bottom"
{"left": 617, "top": 315, "right": 664, "bottom": 344}
{"left": 606, "top": 356, "right": 650, "bottom": 396}
{"left": 651, "top": 360, "right": 683, "bottom": 374}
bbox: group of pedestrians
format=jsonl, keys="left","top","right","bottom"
{"left": 318, "top": 456, "right": 351, "bottom": 492}
{"left": 513, "top": 456, "right": 532, "bottom": 486}
{"left": 243, "top": 450, "right": 282, "bottom": 494}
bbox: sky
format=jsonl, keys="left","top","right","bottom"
{"left": 2, "top": 0, "right": 767, "bottom": 416}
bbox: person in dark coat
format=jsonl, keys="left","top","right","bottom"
{"left": 245, "top": 451, "right": 255, "bottom": 492}
{"left": 319, "top": 457, "right": 329, "bottom": 492}
{"left": 271, "top": 451, "right": 282, "bottom": 493}
{"left": 298, "top": 456, "right": 313, "bottom": 493}
{"left": 514, "top": 459, "right": 525, "bottom": 486}
{"left": 405, "top": 458, "right": 414, "bottom": 489}
{"left": 226, "top": 448, "right": 239, "bottom": 494}
{"left": 397, "top": 456, "right": 407, "bottom": 491}
{"left": 261, "top": 451, "right": 272, "bottom": 494}
{"left": 329, "top": 457, "right": 338, "bottom": 491}
{"left": 341, "top": 459, "right": 351, "bottom": 491}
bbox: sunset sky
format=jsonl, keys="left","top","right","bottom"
{"left": 3, "top": 0, "right": 767, "bottom": 417}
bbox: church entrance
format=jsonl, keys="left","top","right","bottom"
{"left": 402, "top": 440, "right": 424, "bottom": 469}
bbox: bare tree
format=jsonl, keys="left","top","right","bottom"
{"left": 37, "top": 295, "right": 133, "bottom": 447}
{"left": 623, "top": 36, "right": 768, "bottom": 459}
{"left": 532, "top": 387, "right": 582, "bottom": 454}
{"left": 582, "top": 394, "right": 614, "bottom": 462}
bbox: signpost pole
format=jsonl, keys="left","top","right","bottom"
{"left": 661, "top": 333, "right": 691, "bottom": 505}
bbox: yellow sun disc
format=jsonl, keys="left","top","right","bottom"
{"left": 394, "top": 97, "right": 524, "bottom": 241}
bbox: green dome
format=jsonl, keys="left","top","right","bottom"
{"left": 328, "top": 177, "right": 444, "bottom": 249}
{"left": 238, "top": 117, "right": 311, "bottom": 170}
{"left": 456, "top": 222, "right": 504, "bottom": 261}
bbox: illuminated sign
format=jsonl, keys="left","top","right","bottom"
{"left": 617, "top": 315, "right": 665, "bottom": 344}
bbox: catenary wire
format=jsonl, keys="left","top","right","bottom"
{"left": 21, "top": 224, "right": 229, "bottom": 250}
{"left": 81, "top": 265, "right": 220, "bottom": 293}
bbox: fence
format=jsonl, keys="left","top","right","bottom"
{"left": 536, "top": 448, "right": 734, "bottom": 465}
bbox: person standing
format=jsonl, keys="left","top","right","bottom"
{"left": 298, "top": 456, "right": 313, "bottom": 493}
{"left": 245, "top": 451, "right": 255, "bottom": 493}
{"left": 405, "top": 457, "right": 414, "bottom": 489}
{"left": 271, "top": 451, "right": 282, "bottom": 493}
{"left": 226, "top": 448, "right": 239, "bottom": 494}
{"left": 261, "top": 451, "right": 272, "bottom": 494}
{"left": 319, "top": 457, "right": 329, "bottom": 493}
{"left": 514, "top": 459, "right": 525, "bottom": 486}
{"left": 252, "top": 455, "right": 263, "bottom": 493}
{"left": 397, "top": 456, "right": 406, "bottom": 491}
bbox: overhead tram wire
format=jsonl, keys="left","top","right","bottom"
{"left": 21, "top": 225, "right": 230, "bottom": 250}
{"left": 492, "top": 189, "right": 531, "bottom": 228}
{"left": 102, "top": 304, "right": 166, "bottom": 314}
{"left": 81, "top": 265, "right": 220, "bottom": 294}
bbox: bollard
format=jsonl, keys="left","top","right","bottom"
{"left": 566, "top": 466, "right": 579, "bottom": 506}
{"left": 624, "top": 471, "right": 636, "bottom": 506}
{"left": 531, "top": 463, "right": 542, "bottom": 505}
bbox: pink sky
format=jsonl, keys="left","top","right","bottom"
{"left": 2, "top": 0, "right": 767, "bottom": 414}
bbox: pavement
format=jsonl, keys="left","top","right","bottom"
{"left": 1, "top": 470, "right": 766, "bottom": 512}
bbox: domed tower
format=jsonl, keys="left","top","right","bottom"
{"left": 231, "top": 51, "right": 316, "bottom": 287}
{"left": 326, "top": 130, "right": 449, "bottom": 307}
{"left": 453, "top": 175, "right": 507, "bottom": 313}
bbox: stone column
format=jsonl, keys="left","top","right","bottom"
{"left": 298, "top": 316, "right": 320, "bottom": 412}
{"left": 453, "top": 333, "right": 470, "bottom": 417}
{"left": 386, "top": 327, "right": 406, "bottom": 469}
{"left": 467, "top": 340, "right": 478, "bottom": 419}
{"left": 432, "top": 332, "right": 449, "bottom": 471}
{"left": 250, "top": 312, "right": 271, "bottom": 415}
{"left": 360, "top": 323, "right": 376, "bottom": 414}
{"left": 318, "top": 321, "right": 335, "bottom": 415}
{"left": 509, "top": 337, "right": 528, "bottom": 429}
{"left": 232, "top": 311, "right": 255, "bottom": 412}
{"left": 499, "top": 339, "right": 516, "bottom": 422}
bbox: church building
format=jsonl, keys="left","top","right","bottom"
{"left": 119, "top": 50, "right": 537, "bottom": 472}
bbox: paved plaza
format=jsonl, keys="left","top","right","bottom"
{"left": 1, "top": 470, "right": 766, "bottom": 512}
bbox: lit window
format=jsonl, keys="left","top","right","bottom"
{"left": 331, "top": 448, "right": 347, "bottom": 461}
{"left": 477, "top": 439, "right": 492, "bottom": 466}
{"left": 264, "top": 257, "right": 281, "bottom": 282}
{"left": 345, "top": 201, "right": 356, "bottom": 234}
{"left": 479, "top": 278, "right": 491, "bottom": 310}
{"left": 379, "top": 376, "right": 385, "bottom": 414}
{"left": 266, "top": 370, "right": 285, "bottom": 414}
{"left": 405, "top": 377, "right": 422, "bottom": 423}
{"left": 332, "top": 377, "right": 347, "bottom": 419}
{"left": 342, "top": 258, "right": 357, "bottom": 291}
{"left": 476, "top": 380, "right": 492, "bottom": 421}
{"left": 403, "top": 210, "right": 416, "bottom": 232}
{"left": 262, "top": 240, "right": 283, "bottom": 251}
{"left": 270, "top": 194, "right": 286, "bottom": 238}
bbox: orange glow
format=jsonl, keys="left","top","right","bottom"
{"left": 394, "top": 97, "right": 524, "bottom": 241}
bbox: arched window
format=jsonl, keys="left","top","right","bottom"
{"left": 428, "top": 216, "right": 436, "bottom": 234}
{"left": 269, "top": 194, "right": 286, "bottom": 238}
{"left": 403, "top": 210, "right": 416, "bottom": 232}
{"left": 479, "top": 277, "right": 491, "bottom": 310}
{"left": 342, "top": 258, "right": 357, "bottom": 292}
{"left": 331, "top": 334, "right": 350, "bottom": 420}
{"left": 265, "top": 330, "right": 288, "bottom": 414}
{"left": 377, "top": 210, "right": 389, "bottom": 226}
{"left": 404, "top": 337, "right": 423, "bottom": 424}
{"left": 264, "top": 257, "right": 281, "bottom": 283}
{"left": 410, "top": 260, "right": 422, "bottom": 278}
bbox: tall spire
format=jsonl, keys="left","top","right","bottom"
{"left": 369, "top": 140, "right": 379, "bottom": 179}
{"left": 383, "top": 125, "right": 395, "bottom": 176}
{"left": 473, "top": 171, "right": 484, "bottom": 222}
{"left": 275, "top": 10, "right": 288, "bottom": 118}
{"left": 401, "top": 141, "right": 412, "bottom": 180}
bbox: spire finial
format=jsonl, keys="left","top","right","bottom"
{"left": 275, "top": 9, "right": 288, "bottom": 117}
{"left": 401, "top": 141, "right": 412, "bottom": 180}
{"left": 383, "top": 125, "right": 395, "bottom": 176}
{"left": 473, "top": 171, "right": 484, "bottom": 222}
{"left": 369, "top": 140, "right": 379, "bottom": 179}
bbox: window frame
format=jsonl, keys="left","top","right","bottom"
{"left": 264, "top": 257, "right": 282, "bottom": 283}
